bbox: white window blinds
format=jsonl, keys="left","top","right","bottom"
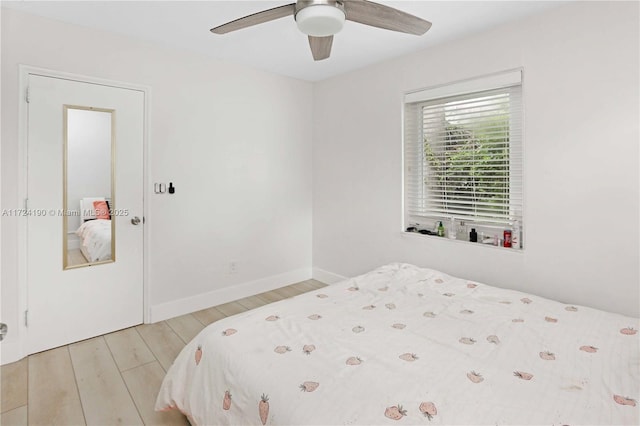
{"left": 404, "top": 71, "right": 523, "bottom": 229}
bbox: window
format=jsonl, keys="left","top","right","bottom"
{"left": 404, "top": 70, "right": 523, "bottom": 247}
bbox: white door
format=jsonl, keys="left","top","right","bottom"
{"left": 26, "top": 74, "right": 144, "bottom": 354}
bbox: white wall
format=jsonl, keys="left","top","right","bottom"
{"left": 1, "top": 8, "right": 313, "bottom": 363}
{"left": 312, "top": 1, "right": 639, "bottom": 317}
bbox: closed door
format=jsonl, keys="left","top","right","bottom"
{"left": 26, "top": 74, "right": 144, "bottom": 354}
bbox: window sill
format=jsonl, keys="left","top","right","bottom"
{"left": 400, "top": 231, "right": 524, "bottom": 253}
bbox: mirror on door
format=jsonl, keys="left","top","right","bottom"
{"left": 63, "top": 105, "right": 116, "bottom": 269}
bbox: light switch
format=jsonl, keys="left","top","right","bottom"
{"left": 154, "top": 183, "right": 166, "bottom": 194}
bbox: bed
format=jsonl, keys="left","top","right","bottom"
{"left": 156, "top": 263, "right": 639, "bottom": 425}
{"left": 75, "top": 197, "right": 112, "bottom": 262}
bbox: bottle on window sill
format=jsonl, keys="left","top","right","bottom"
{"left": 469, "top": 228, "right": 478, "bottom": 242}
{"left": 456, "top": 221, "right": 466, "bottom": 240}
{"left": 437, "top": 221, "right": 445, "bottom": 237}
{"left": 448, "top": 217, "right": 456, "bottom": 239}
{"left": 512, "top": 220, "right": 520, "bottom": 249}
{"left": 503, "top": 229, "right": 512, "bottom": 248}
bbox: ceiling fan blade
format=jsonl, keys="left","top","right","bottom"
{"left": 210, "top": 3, "right": 295, "bottom": 34}
{"left": 344, "top": 1, "right": 432, "bottom": 36}
{"left": 308, "top": 35, "right": 333, "bottom": 61}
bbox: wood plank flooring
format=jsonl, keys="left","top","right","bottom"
{"left": 66, "top": 249, "right": 89, "bottom": 268}
{"left": 0, "top": 279, "right": 326, "bottom": 425}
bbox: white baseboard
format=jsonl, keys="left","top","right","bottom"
{"left": 150, "top": 267, "right": 312, "bottom": 323}
{"left": 312, "top": 267, "right": 348, "bottom": 285}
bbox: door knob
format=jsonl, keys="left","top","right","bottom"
{"left": 131, "top": 216, "right": 141, "bottom": 225}
{"left": 0, "top": 323, "right": 7, "bottom": 342}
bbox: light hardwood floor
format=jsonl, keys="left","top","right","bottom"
{"left": 67, "top": 249, "right": 89, "bottom": 267}
{"left": 0, "top": 279, "right": 327, "bottom": 425}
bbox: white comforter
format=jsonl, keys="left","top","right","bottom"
{"left": 76, "top": 219, "right": 111, "bottom": 262}
{"left": 156, "top": 263, "right": 639, "bottom": 425}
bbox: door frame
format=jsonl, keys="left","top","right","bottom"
{"left": 17, "top": 65, "right": 151, "bottom": 359}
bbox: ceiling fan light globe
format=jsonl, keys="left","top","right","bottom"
{"left": 296, "top": 5, "right": 345, "bottom": 37}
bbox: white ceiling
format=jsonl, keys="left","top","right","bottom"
{"left": 1, "top": 1, "right": 567, "bottom": 81}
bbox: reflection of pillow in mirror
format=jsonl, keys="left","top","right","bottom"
{"left": 93, "top": 200, "right": 110, "bottom": 220}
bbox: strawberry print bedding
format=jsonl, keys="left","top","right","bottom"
{"left": 156, "top": 263, "right": 639, "bottom": 425}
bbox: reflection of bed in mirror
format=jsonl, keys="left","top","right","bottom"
{"left": 76, "top": 197, "right": 112, "bottom": 263}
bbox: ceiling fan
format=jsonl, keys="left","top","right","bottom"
{"left": 210, "top": 0, "right": 432, "bottom": 61}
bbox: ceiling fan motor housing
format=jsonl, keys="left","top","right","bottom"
{"left": 295, "top": 0, "right": 346, "bottom": 37}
